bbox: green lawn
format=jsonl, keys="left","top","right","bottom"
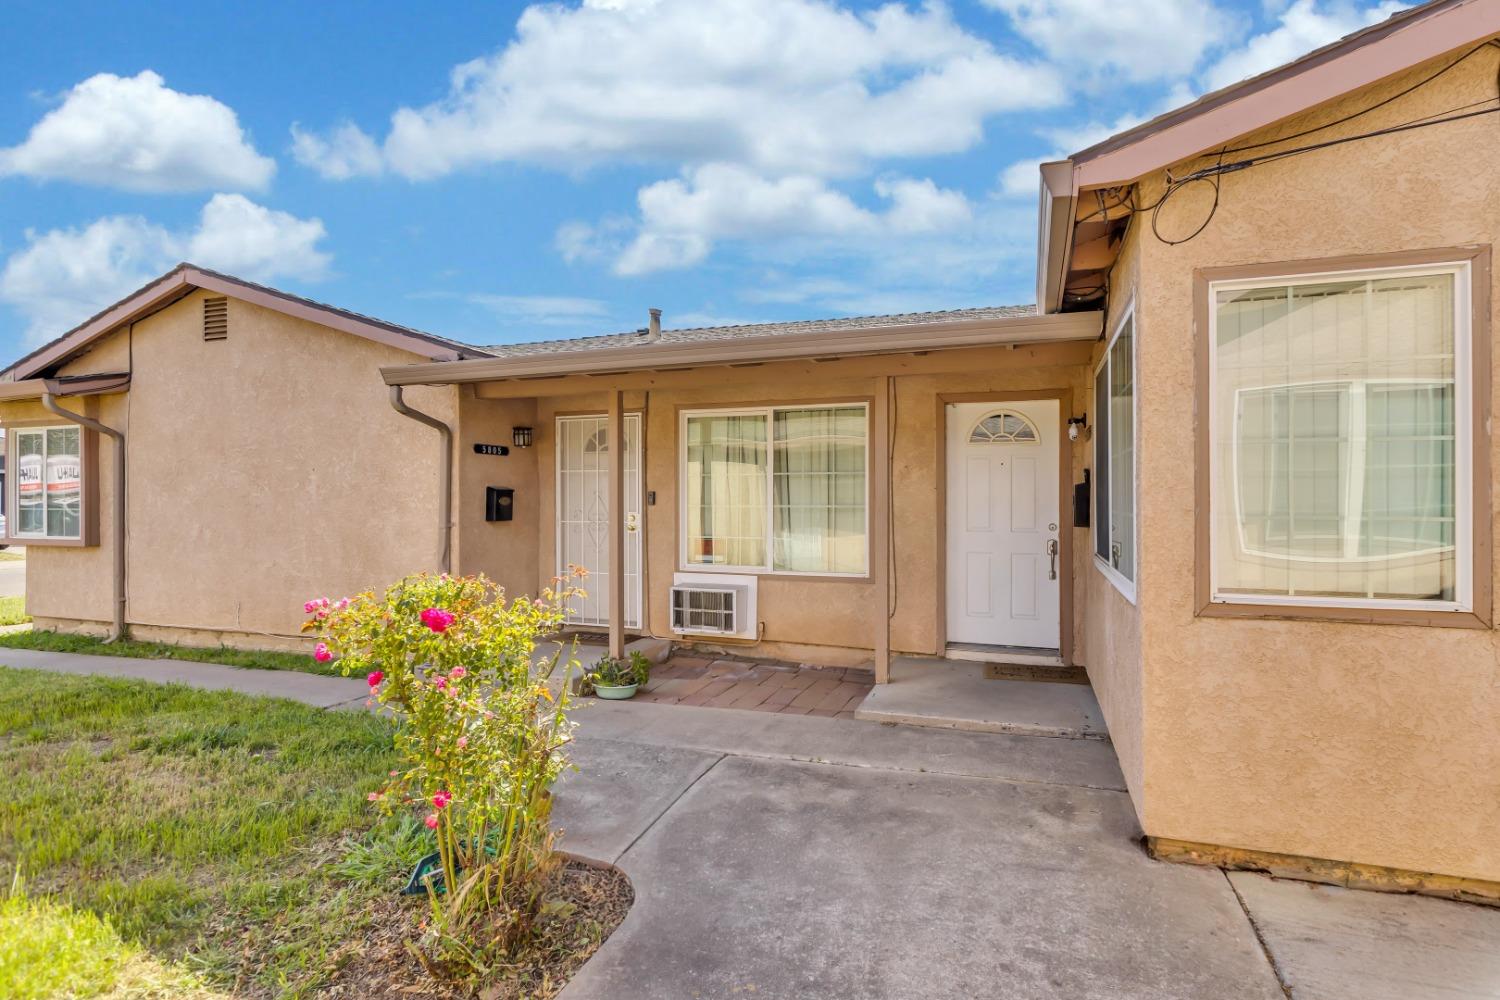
{"left": 0, "top": 667, "right": 406, "bottom": 998}
{"left": 0, "top": 597, "right": 28, "bottom": 627}
{"left": 0, "top": 629, "right": 333, "bottom": 675}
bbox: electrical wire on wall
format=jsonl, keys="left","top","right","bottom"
{"left": 1072, "top": 39, "right": 1500, "bottom": 260}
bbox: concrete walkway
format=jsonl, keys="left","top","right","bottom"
{"left": 4, "top": 649, "right": 1498, "bottom": 999}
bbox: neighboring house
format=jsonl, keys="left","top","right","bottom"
{"left": 1, "top": 0, "right": 1496, "bottom": 898}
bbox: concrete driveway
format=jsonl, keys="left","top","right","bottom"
{"left": 0, "top": 552, "right": 24, "bottom": 599}
{"left": 555, "top": 701, "right": 1500, "bottom": 1000}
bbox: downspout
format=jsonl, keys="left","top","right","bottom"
{"left": 41, "top": 393, "right": 127, "bottom": 641}
{"left": 389, "top": 385, "right": 453, "bottom": 574}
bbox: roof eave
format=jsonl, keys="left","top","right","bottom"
{"left": 1070, "top": 0, "right": 1498, "bottom": 189}
{"left": 0, "top": 372, "right": 132, "bottom": 402}
{"left": 1036, "top": 160, "right": 1078, "bottom": 316}
{"left": 380, "top": 310, "right": 1103, "bottom": 386}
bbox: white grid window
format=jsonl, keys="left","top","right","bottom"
{"left": 1209, "top": 263, "right": 1471, "bottom": 610}
{"left": 10, "top": 425, "right": 82, "bottom": 540}
{"left": 682, "top": 404, "right": 868, "bottom": 575}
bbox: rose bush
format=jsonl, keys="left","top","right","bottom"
{"left": 303, "top": 571, "right": 583, "bottom": 978}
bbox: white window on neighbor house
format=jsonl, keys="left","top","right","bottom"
{"left": 9, "top": 425, "right": 83, "bottom": 540}
{"left": 1209, "top": 262, "right": 1471, "bottom": 611}
{"left": 1093, "top": 307, "right": 1136, "bottom": 600}
{"left": 682, "top": 403, "right": 868, "bottom": 576}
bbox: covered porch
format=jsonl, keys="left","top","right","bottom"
{"left": 382, "top": 305, "right": 1105, "bottom": 716}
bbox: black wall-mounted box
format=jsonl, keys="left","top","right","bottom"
{"left": 486, "top": 487, "right": 515, "bottom": 522}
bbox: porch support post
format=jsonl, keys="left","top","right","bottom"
{"left": 607, "top": 389, "right": 626, "bottom": 660}
{"left": 872, "top": 376, "right": 891, "bottom": 683}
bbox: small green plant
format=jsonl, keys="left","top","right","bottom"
{"left": 586, "top": 650, "right": 651, "bottom": 690}
{"left": 305, "top": 571, "right": 583, "bottom": 983}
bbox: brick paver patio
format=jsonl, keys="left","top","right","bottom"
{"left": 624, "top": 656, "right": 874, "bottom": 719}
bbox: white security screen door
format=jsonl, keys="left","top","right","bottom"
{"left": 556, "top": 414, "right": 642, "bottom": 628}
{"left": 945, "top": 400, "right": 1061, "bottom": 649}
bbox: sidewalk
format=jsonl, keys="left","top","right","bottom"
{"left": 4, "top": 649, "right": 1498, "bottom": 999}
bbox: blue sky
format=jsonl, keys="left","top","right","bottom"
{"left": 0, "top": 0, "right": 1403, "bottom": 359}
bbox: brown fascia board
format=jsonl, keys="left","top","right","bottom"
{"left": 0, "top": 372, "right": 132, "bottom": 402}
{"left": 1068, "top": 0, "right": 1498, "bottom": 190}
{"left": 3, "top": 264, "right": 481, "bottom": 382}
{"left": 1036, "top": 160, "right": 1078, "bottom": 316}
{"left": 380, "top": 310, "right": 1104, "bottom": 386}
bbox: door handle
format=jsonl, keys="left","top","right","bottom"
{"left": 1046, "top": 538, "right": 1059, "bottom": 580}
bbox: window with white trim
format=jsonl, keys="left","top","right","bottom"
{"left": 1209, "top": 263, "right": 1470, "bottom": 610}
{"left": 1094, "top": 310, "right": 1136, "bottom": 596}
{"left": 682, "top": 404, "right": 868, "bottom": 575}
{"left": 9, "top": 425, "right": 82, "bottom": 540}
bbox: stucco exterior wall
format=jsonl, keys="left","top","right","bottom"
{"left": 454, "top": 390, "right": 539, "bottom": 600}
{"left": 1130, "top": 48, "right": 1500, "bottom": 880}
{"left": 4, "top": 289, "right": 458, "bottom": 645}
{"left": 1081, "top": 219, "right": 1148, "bottom": 810}
{"left": 516, "top": 342, "right": 1095, "bottom": 665}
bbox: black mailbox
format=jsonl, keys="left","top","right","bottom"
{"left": 1073, "top": 469, "right": 1090, "bottom": 528}
{"left": 486, "top": 487, "right": 515, "bottom": 522}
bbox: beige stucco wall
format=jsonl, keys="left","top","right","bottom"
{"left": 2, "top": 290, "right": 458, "bottom": 645}
{"left": 453, "top": 390, "right": 539, "bottom": 601}
{"left": 1127, "top": 47, "right": 1500, "bottom": 880}
{"left": 1080, "top": 220, "right": 1147, "bottom": 808}
{"left": 510, "top": 343, "right": 1095, "bottom": 665}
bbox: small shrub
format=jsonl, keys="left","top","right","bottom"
{"left": 584, "top": 650, "right": 651, "bottom": 692}
{"left": 304, "top": 572, "right": 583, "bottom": 981}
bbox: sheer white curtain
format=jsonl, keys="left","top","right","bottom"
{"left": 1214, "top": 270, "right": 1458, "bottom": 602}
{"left": 772, "top": 406, "right": 866, "bottom": 574}
{"left": 685, "top": 414, "right": 767, "bottom": 567}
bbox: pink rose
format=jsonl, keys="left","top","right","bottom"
{"left": 449, "top": 666, "right": 466, "bottom": 680}
{"left": 432, "top": 790, "right": 452, "bottom": 810}
{"left": 456, "top": 736, "right": 468, "bottom": 750}
{"left": 420, "top": 607, "right": 456, "bottom": 633}
{"left": 313, "top": 643, "right": 333, "bottom": 663}
{"left": 367, "top": 670, "right": 383, "bottom": 688}
{"left": 424, "top": 813, "right": 439, "bottom": 830}
{"left": 367, "top": 791, "right": 381, "bottom": 802}
{"left": 433, "top": 676, "right": 447, "bottom": 691}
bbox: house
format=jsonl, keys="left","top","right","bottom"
{"left": 1, "top": 0, "right": 1496, "bottom": 900}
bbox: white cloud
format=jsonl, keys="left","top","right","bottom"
{"left": 0, "top": 195, "right": 330, "bottom": 344}
{"left": 1202, "top": 0, "right": 1407, "bottom": 91}
{"left": 0, "top": 71, "right": 275, "bottom": 193}
{"left": 290, "top": 122, "right": 383, "bottom": 180}
{"left": 982, "top": 0, "right": 1238, "bottom": 82}
{"left": 465, "top": 293, "right": 610, "bottom": 325}
{"left": 601, "top": 163, "right": 973, "bottom": 274}
{"left": 293, "top": 0, "right": 1063, "bottom": 181}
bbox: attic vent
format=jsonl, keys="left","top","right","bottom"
{"left": 202, "top": 297, "right": 228, "bottom": 341}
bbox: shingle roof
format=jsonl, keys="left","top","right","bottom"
{"left": 481, "top": 304, "right": 1037, "bottom": 357}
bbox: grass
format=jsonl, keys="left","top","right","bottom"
{"left": 0, "top": 629, "right": 333, "bottom": 675}
{"left": 0, "top": 667, "right": 403, "bottom": 997}
{"left": 0, "top": 596, "right": 28, "bottom": 627}
{"left": 0, "top": 883, "right": 225, "bottom": 999}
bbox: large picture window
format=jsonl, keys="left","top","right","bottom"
{"left": 9, "top": 425, "right": 83, "bottom": 540}
{"left": 1094, "top": 309, "right": 1136, "bottom": 598}
{"left": 683, "top": 404, "right": 867, "bottom": 575}
{"left": 1209, "top": 263, "right": 1471, "bottom": 610}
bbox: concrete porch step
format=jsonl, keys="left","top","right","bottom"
{"left": 854, "top": 656, "right": 1108, "bottom": 740}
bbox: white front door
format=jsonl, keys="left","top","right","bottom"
{"left": 556, "top": 414, "right": 642, "bottom": 629}
{"left": 945, "top": 400, "right": 1061, "bottom": 650}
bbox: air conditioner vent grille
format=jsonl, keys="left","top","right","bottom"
{"left": 671, "top": 586, "right": 739, "bottom": 635}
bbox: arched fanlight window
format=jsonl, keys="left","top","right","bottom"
{"left": 969, "top": 410, "right": 1039, "bottom": 444}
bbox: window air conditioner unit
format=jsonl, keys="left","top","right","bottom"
{"left": 670, "top": 573, "right": 756, "bottom": 639}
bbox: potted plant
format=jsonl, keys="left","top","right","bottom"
{"left": 586, "top": 651, "right": 651, "bottom": 699}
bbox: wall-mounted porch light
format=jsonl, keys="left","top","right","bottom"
{"left": 1068, "top": 414, "right": 1087, "bottom": 442}
{"left": 512, "top": 426, "right": 534, "bottom": 449}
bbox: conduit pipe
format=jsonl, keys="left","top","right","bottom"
{"left": 42, "top": 393, "right": 127, "bottom": 641}
{"left": 389, "top": 385, "right": 453, "bottom": 574}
